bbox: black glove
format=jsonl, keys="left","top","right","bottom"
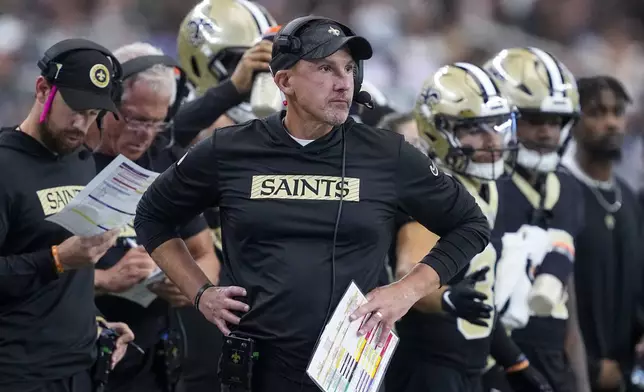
{"left": 506, "top": 363, "right": 553, "bottom": 392}
{"left": 441, "top": 266, "right": 492, "bottom": 326}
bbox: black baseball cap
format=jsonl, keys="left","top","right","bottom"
{"left": 47, "top": 49, "right": 118, "bottom": 113}
{"left": 271, "top": 20, "right": 373, "bottom": 72}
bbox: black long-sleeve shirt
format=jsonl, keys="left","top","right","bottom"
{"left": 171, "top": 80, "right": 245, "bottom": 147}
{"left": 93, "top": 138, "right": 209, "bottom": 391}
{"left": 134, "top": 112, "right": 490, "bottom": 378}
{"left": 0, "top": 128, "right": 99, "bottom": 390}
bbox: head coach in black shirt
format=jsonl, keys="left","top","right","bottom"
{"left": 0, "top": 39, "right": 134, "bottom": 392}
{"left": 134, "top": 16, "right": 490, "bottom": 391}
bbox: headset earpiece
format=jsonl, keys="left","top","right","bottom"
{"left": 354, "top": 59, "right": 364, "bottom": 97}
{"left": 274, "top": 35, "right": 300, "bottom": 54}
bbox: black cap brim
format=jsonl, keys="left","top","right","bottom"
{"left": 302, "top": 36, "right": 373, "bottom": 62}
{"left": 58, "top": 87, "right": 118, "bottom": 114}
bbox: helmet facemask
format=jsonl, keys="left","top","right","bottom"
{"left": 436, "top": 112, "right": 519, "bottom": 182}
{"left": 514, "top": 110, "right": 577, "bottom": 173}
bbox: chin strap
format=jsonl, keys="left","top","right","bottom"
{"left": 464, "top": 159, "right": 505, "bottom": 181}
{"left": 516, "top": 144, "right": 559, "bottom": 173}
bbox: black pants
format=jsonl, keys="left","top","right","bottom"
{"left": 219, "top": 349, "right": 386, "bottom": 392}
{"left": 35, "top": 370, "right": 93, "bottom": 392}
{"left": 221, "top": 370, "right": 320, "bottom": 392}
{"left": 386, "top": 351, "right": 482, "bottom": 392}
{"left": 103, "top": 344, "right": 164, "bottom": 392}
{"left": 516, "top": 342, "right": 575, "bottom": 392}
{"left": 175, "top": 307, "right": 222, "bottom": 392}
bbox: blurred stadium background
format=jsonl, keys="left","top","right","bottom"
{"left": 2, "top": 0, "right": 644, "bottom": 191}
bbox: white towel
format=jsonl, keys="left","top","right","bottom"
{"left": 499, "top": 225, "right": 551, "bottom": 330}
{"left": 494, "top": 232, "right": 528, "bottom": 311}
{"left": 520, "top": 224, "right": 551, "bottom": 270}
{"left": 501, "top": 270, "right": 532, "bottom": 330}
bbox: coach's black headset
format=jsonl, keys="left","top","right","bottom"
{"left": 113, "top": 55, "right": 191, "bottom": 149}
{"left": 38, "top": 38, "right": 124, "bottom": 122}
{"left": 269, "top": 15, "right": 374, "bottom": 109}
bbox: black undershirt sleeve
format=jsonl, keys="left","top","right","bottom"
{"left": 0, "top": 250, "right": 58, "bottom": 297}
{"left": 172, "top": 80, "right": 245, "bottom": 147}
{"left": 490, "top": 322, "right": 526, "bottom": 368}
{"left": 178, "top": 215, "right": 209, "bottom": 240}
{"left": 135, "top": 136, "right": 220, "bottom": 255}
{"left": 0, "top": 187, "right": 59, "bottom": 298}
{"left": 395, "top": 140, "right": 490, "bottom": 285}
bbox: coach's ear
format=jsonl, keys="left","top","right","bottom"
{"left": 35, "top": 76, "right": 53, "bottom": 104}
{"left": 273, "top": 69, "right": 294, "bottom": 96}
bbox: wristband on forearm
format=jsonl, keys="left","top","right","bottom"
{"left": 51, "top": 245, "right": 64, "bottom": 274}
{"left": 194, "top": 282, "right": 215, "bottom": 309}
{"left": 505, "top": 355, "right": 529, "bottom": 373}
{"left": 490, "top": 324, "right": 527, "bottom": 370}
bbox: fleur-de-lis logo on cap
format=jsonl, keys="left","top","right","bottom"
{"left": 328, "top": 26, "right": 340, "bottom": 36}
{"left": 89, "top": 64, "right": 110, "bottom": 89}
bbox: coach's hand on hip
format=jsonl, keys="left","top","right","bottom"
{"left": 197, "top": 286, "right": 250, "bottom": 335}
{"left": 350, "top": 263, "right": 441, "bottom": 346}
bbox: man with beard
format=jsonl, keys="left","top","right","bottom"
{"left": 0, "top": 39, "right": 134, "bottom": 392}
{"left": 561, "top": 76, "right": 644, "bottom": 392}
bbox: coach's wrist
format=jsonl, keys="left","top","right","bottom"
{"left": 94, "top": 269, "right": 109, "bottom": 294}
{"left": 193, "top": 282, "right": 216, "bottom": 309}
{"left": 404, "top": 263, "right": 441, "bottom": 301}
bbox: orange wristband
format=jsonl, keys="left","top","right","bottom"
{"left": 51, "top": 245, "right": 64, "bottom": 274}
{"left": 506, "top": 359, "right": 530, "bottom": 373}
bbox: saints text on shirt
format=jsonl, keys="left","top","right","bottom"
{"left": 36, "top": 186, "right": 84, "bottom": 216}
{"left": 250, "top": 175, "right": 360, "bottom": 202}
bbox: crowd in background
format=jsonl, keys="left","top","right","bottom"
{"left": 2, "top": 0, "right": 644, "bottom": 189}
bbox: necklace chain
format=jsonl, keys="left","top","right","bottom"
{"left": 588, "top": 181, "right": 622, "bottom": 213}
